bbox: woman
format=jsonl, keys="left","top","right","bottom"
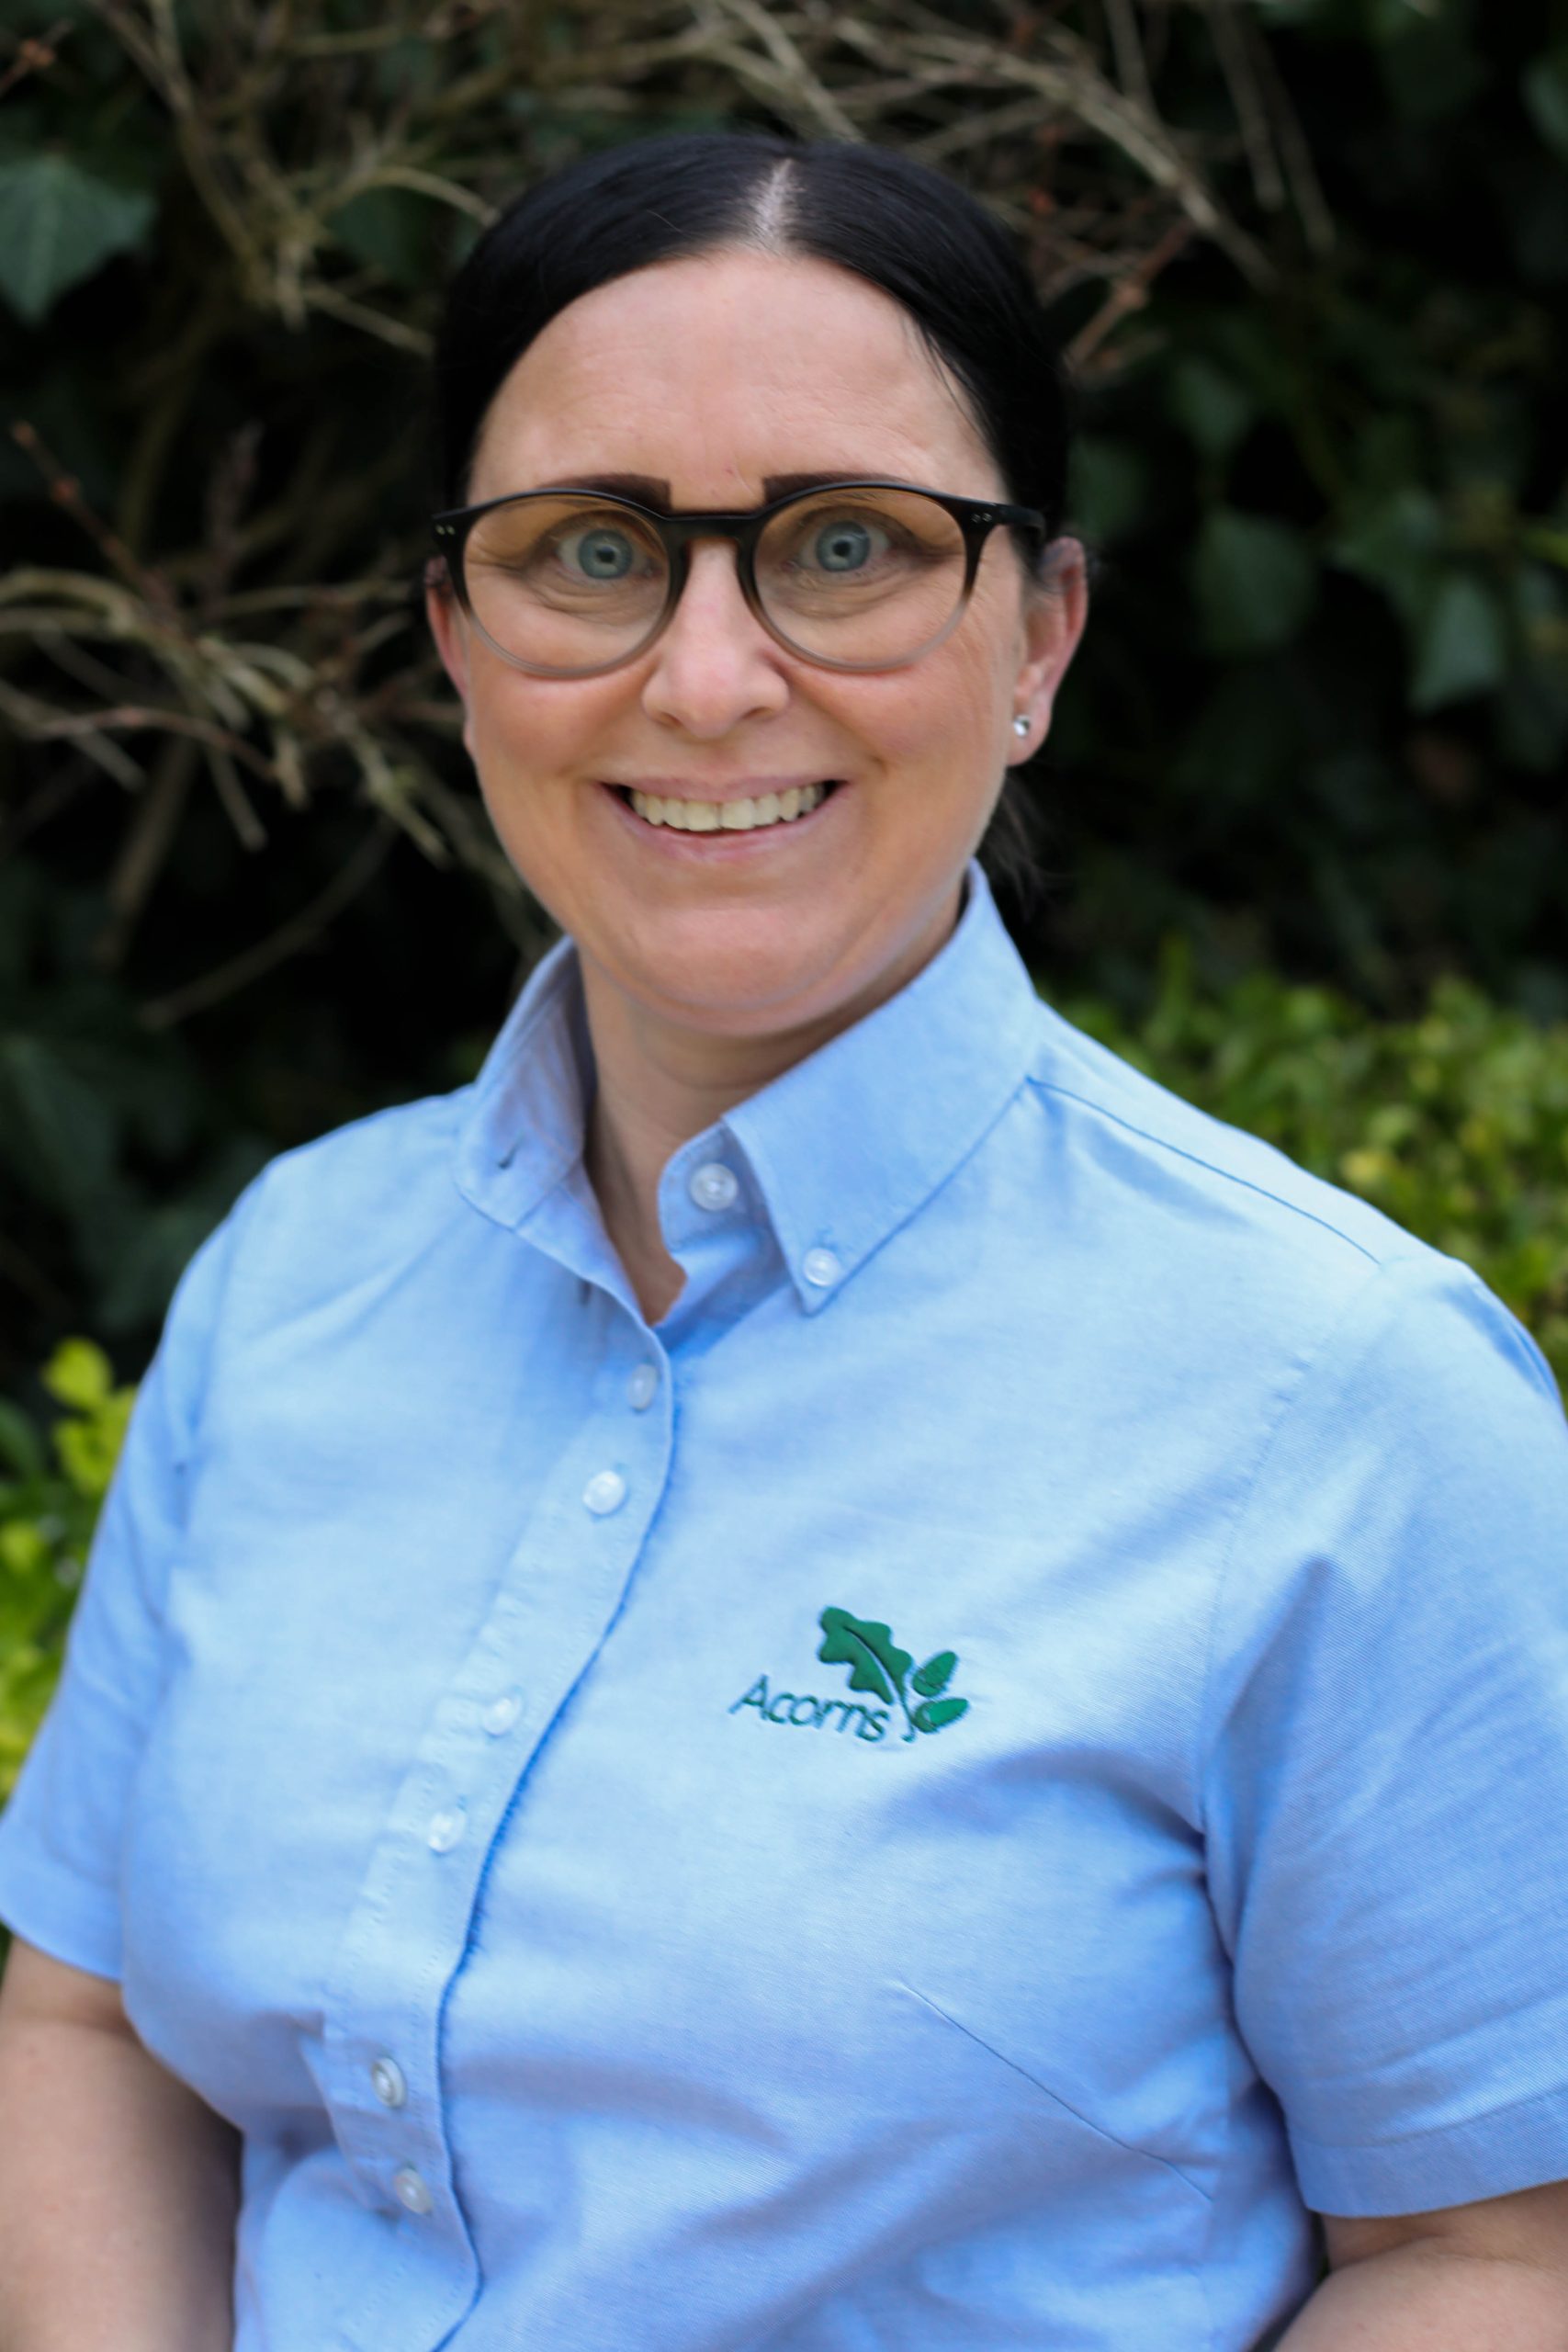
{"left": 1, "top": 133, "right": 1565, "bottom": 2352}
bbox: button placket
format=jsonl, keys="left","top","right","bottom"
{"left": 370, "top": 2055, "right": 407, "bottom": 2109}
{"left": 482, "top": 1690, "right": 522, "bottom": 1736}
{"left": 583, "top": 1467, "right": 628, "bottom": 1516}
{"left": 391, "top": 2164, "right": 434, "bottom": 2217}
{"left": 310, "top": 1295, "right": 677, "bottom": 2262}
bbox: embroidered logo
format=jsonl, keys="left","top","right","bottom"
{"left": 729, "top": 1606, "right": 970, "bottom": 1745}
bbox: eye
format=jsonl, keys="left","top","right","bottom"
{"left": 806, "top": 516, "right": 886, "bottom": 573}
{"left": 558, "top": 525, "right": 642, "bottom": 581}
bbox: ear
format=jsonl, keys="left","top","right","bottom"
{"left": 1008, "top": 537, "right": 1089, "bottom": 764}
{"left": 424, "top": 561, "right": 476, "bottom": 758}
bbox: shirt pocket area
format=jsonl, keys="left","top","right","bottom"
{"left": 894, "top": 1976, "right": 1216, "bottom": 2212}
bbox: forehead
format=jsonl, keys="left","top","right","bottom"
{"left": 467, "top": 249, "right": 1001, "bottom": 504}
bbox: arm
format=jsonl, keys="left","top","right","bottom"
{"left": 0, "top": 1938, "right": 239, "bottom": 2352}
{"left": 1278, "top": 2184, "right": 1568, "bottom": 2348}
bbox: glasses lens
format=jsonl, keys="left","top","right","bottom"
{"left": 462, "top": 495, "right": 669, "bottom": 673}
{"left": 755, "top": 488, "right": 967, "bottom": 665}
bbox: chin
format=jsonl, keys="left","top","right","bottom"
{"left": 609, "top": 915, "right": 859, "bottom": 1032}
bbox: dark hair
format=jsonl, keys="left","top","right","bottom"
{"left": 431, "top": 132, "right": 1075, "bottom": 902}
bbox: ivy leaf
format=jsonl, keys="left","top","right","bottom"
{"left": 913, "top": 1698, "right": 969, "bottom": 1735}
{"left": 911, "top": 1649, "right": 957, "bottom": 1698}
{"left": 1192, "top": 508, "right": 1317, "bottom": 657}
{"left": 817, "top": 1607, "right": 911, "bottom": 1705}
{"left": 1168, "top": 356, "right": 1256, "bottom": 463}
{"left": 1524, "top": 50, "right": 1568, "bottom": 164}
{"left": 0, "top": 152, "right": 155, "bottom": 325}
{"left": 328, "top": 187, "right": 438, "bottom": 290}
{"left": 1068, "top": 435, "right": 1149, "bottom": 548}
{"left": 1411, "top": 574, "right": 1509, "bottom": 712}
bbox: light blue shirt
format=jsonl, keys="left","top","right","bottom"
{"left": 3, "top": 866, "right": 1567, "bottom": 2352}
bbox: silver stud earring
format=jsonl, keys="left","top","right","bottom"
{"left": 1012, "top": 716, "right": 1031, "bottom": 739}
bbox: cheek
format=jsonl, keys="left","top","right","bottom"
{"left": 466, "top": 676, "right": 618, "bottom": 810}
{"left": 834, "top": 644, "right": 1009, "bottom": 781}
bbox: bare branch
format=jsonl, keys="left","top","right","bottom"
{"left": 141, "top": 820, "right": 398, "bottom": 1028}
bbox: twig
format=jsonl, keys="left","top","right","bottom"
{"left": 909, "top": 94, "right": 1051, "bottom": 164}
{"left": 93, "top": 735, "right": 199, "bottom": 970}
{"left": 714, "top": 0, "right": 862, "bottom": 140}
{"left": 302, "top": 282, "right": 435, "bottom": 355}
{"left": 1066, "top": 215, "right": 1193, "bottom": 369}
{"left": 10, "top": 423, "right": 180, "bottom": 618}
{"left": 207, "top": 742, "right": 268, "bottom": 850}
{"left": 1245, "top": 13, "right": 1336, "bottom": 255}
{"left": 0, "top": 678, "right": 147, "bottom": 789}
{"left": 0, "top": 17, "right": 72, "bottom": 100}
{"left": 141, "top": 820, "right": 398, "bottom": 1027}
{"left": 1202, "top": 0, "right": 1284, "bottom": 212}
{"left": 1102, "top": 0, "right": 1155, "bottom": 116}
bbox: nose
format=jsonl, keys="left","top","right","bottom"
{"left": 639, "top": 538, "right": 790, "bottom": 738}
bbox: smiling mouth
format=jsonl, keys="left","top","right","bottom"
{"left": 613, "top": 781, "right": 840, "bottom": 834}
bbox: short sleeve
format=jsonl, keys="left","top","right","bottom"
{"left": 0, "top": 1204, "right": 249, "bottom": 1980}
{"left": 1201, "top": 1250, "right": 1568, "bottom": 2217}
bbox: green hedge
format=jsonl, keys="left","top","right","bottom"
{"left": 1, "top": 1340, "right": 132, "bottom": 1800}
{"left": 3, "top": 966, "right": 1562, "bottom": 1806}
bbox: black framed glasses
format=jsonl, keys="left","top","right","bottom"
{"left": 428, "top": 478, "right": 1047, "bottom": 678}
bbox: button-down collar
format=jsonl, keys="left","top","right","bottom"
{"left": 453, "top": 863, "right": 1043, "bottom": 1316}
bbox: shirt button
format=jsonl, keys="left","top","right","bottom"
{"left": 482, "top": 1691, "right": 522, "bottom": 1736}
{"left": 626, "top": 1363, "right": 659, "bottom": 1411}
{"left": 392, "top": 2165, "right": 434, "bottom": 2216}
{"left": 370, "top": 2057, "right": 407, "bottom": 2109}
{"left": 426, "top": 1806, "right": 465, "bottom": 1853}
{"left": 689, "top": 1159, "right": 739, "bottom": 1212}
{"left": 802, "top": 1247, "right": 841, "bottom": 1288}
{"left": 583, "top": 1468, "right": 627, "bottom": 1516}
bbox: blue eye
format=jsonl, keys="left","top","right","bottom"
{"left": 810, "top": 519, "right": 878, "bottom": 572}
{"left": 564, "top": 527, "right": 638, "bottom": 580}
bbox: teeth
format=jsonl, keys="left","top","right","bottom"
{"left": 628, "top": 782, "right": 828, "bottom": 833}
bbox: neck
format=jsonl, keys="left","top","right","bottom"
{"left": 580, "top": 968, "right": 843, "bottom": 1325}
{"left": 576, "top": 880, "right": 968, "bottom": 1326}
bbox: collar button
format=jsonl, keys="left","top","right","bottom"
{"left": 689, "top": 1160, "right": 739, "bottom": 1212}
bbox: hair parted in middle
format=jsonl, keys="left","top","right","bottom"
{"left": 431, "top": 131, "right": 1078, "bottom": 905}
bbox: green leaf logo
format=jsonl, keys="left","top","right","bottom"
{"left": 911, "top": 1649, "right": 957, "bottom": 1698}
{"left": 818, "top": 1609, "right": 967, "bottom": 1741}
{"left": 912, "top": 1697, "right": 968, "bottom": 1734}
{"left": 817, "top": 1608, "right": 911, "bottom": 1707}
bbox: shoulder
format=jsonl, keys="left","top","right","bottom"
{"left": 184, "top": 1087, "right": 478, "bottom": 1346}
{"left": 1017, "top": 994, "right": 1450, "bottom": 1317}
{"left": 1004, "top": 992, "right": 1562, "bottom": 1423}
{"left": 1021, "top": 994, "right": 1402, "bottom": 1271}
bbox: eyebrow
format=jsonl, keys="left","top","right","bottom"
{"left": 528, "top": 470, "right": 893, "bottom": 508}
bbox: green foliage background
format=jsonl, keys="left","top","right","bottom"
{"left": 1, "top": 2, "right": 1565, "bottom": 1784}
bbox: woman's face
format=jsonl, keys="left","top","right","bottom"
{"left": 427, "top": 249, "right": 1086, "bottom": 1046}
